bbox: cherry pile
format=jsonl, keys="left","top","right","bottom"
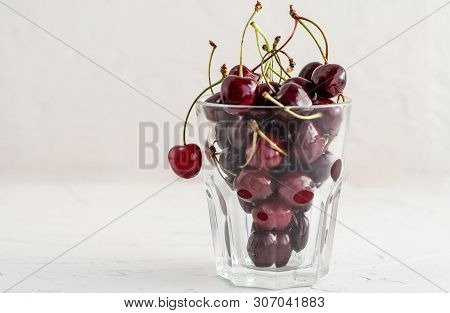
{"left": 168, "top": 2, "right": 348, "bottom": 268}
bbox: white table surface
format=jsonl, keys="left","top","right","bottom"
{"left": 1, "top": 178, "right": 449, "bottom": 293}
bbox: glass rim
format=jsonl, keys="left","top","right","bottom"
{"left": 196, "top": 95, "right": 352, "bottom": 109}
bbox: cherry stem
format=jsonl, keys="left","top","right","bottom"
{"left": 252, "top": 22, "right": 274, "bottom": 82}
{"left": 239, "top": 129, "right": 259, "bottom": 168}
{"left": 183, "top": 65, "right": 227, "bottom": 146}
{"left": 262, "top": 92, "right": 323, "bottom": 121}
{"left": 300, "top": 17, "right": 329, "bottom": 61}
{"left": 239, "top": 1, "right": 262, "bottom": 77}
{"left": 208, "top": 41, "right": 217, "bottom": 94}
{"left": 337, "top": 93, "right": 345, "bottom": 103}
{"left": 251, "top": 16, "right": 298, "bottom": 72}
{"left": 213, "top": 153, "right": 237, "bottom": 177}
{"left": 249, "top": 120, "right": 288, "bottom": 157}
{"left": 290, "top": 5, "right": 328, "bottom": 64}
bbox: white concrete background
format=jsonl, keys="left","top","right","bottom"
{"left": 0, "top": 0, "right": 449, "bottom": 292}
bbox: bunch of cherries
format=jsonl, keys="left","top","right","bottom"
{"left": 169, "top": 2, "right": 347, "bottom": 268}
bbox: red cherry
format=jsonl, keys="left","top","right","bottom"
{"left": 221, "top": 75, "right": 258, "bottom": 116}
{"left": 293, "top": 122, "right": 327, "bottom": 164}
{"left": 255, "top": 82, "right": 281, "bottom": 106}
{"left": 331, "top": 159, "right": 342, "bottom": 181}
{"left": 313, "top": 97, "right": 343, "bottom": 136}
{"left": 234, "top": 169, "right": 274, "bottom": 203}
{"left": 311, "top": 64, "right": 347, "bottom": 98}
{"left": 275, "top": 83, "right": 312, "bottom": 107}
{"left": 229, "top": 65, "right": 260, "bottom": 82}
{"left": 245, "top": 134, "right": 285, "bottom": 171}
{"left": 168, "top": 144, "right": 202, "bottom": 179}
{"left": 252, "top": 198, "right": 292, "bottom": 231}
{"left": 283, "top": 77, "right": 316, "bottom": 101}
{"left": 299, "top": 61, "right": 322, "bottom": 81}
{"left": 289, "top": 212, "right": 309, "bottom": 252}
{"left": 278, "top": 172, "right": 315, "bottom": 207}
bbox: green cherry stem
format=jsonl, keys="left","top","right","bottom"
{"left": 290, "top": 5, "right": 328, "bottom": 64}
{"left": 249, "top": 120, "right": 288, "bottom": 157}
{"left": 239, "top": 127, "right": 259, "bottom": 169}
{"left": 239, "top": 1, "right": 262, "bottom": 77}
{"left": 262, "top": 92, "right": 323, "bottom": 121}
{"left": 183, "top": 64, "right": 227, "bottom": 146}
{"left": 208, "top": 40, "right": 217, "bottom": 94}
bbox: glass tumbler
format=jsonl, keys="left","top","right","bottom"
{"left": 196, "top": 98, "right": 351, "bottom": 289}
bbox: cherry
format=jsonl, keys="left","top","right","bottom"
{"left": 252, "top": 198, "right": 292, "bottom": 231}
{"left": 284, "top": 77, "right": 317, "bottom": 101}
{"left": 227, "top": 119, "right": 251, "bottom": 150}
{"left": 278, "top": 172, "right": 315, "bottom": 207}
{"left": 299, "top": 61, "right": 322, "bottom": 81}
{"left": 255, "top": 82, "right": 281, "bottom": 106}
{"left": 203, "top": 93, "right": 238, "bottom": 123}
{"left": 206, "top": 92, "right": 222, "bottom": 104}
{"left": 247, "top": 231, "right": 276, "bottom": 267}
{"left": 293, "top": 121, "right": 326, "bottom": 164}
{"left": 331, "top": 159, "right": 342, "bottom": 182}
{"left": 229, "top": 65, "right": 260, "bottom": 82}
{"left": 168, "top": 144, "right": 202, "bottom": 179}
{"left": 215, "top": 122, "right": 231, "bottom": 149}
{"left": 239, "top": 197, "right": 256, "bottom": 214}
{"left": 245, "top": 134, "right": 285, "bottom": 171}
{"left": 221, "top": 75, "right": 258, "bottom": 115}
{"left": 313, "top": 97, "right": 343, "bottom": 136}
{"left": 289, "top": 213, "right": 309, "bottom": 252}
{"left": 311, "top": 64, "right": 347, "bottom": 98}
{"left": 234, "top": 169, "right": 274, "bottom": 203}
{"left": 218, "top": 149, "right": 242, "bottom": 174}
{"left": 309, "top": 152, "right": 336, "bottom": 184}
{"left": 275, "top": 83, "right": 312, "bottom": 107}
{"left": 275, "top": 231, "right": 292, "bottom": 267}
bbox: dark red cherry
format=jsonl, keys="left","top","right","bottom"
{"left": 238, "top": 197, "right": 256, "bottom": 214}
{"left": 218, "top": 149, "right": 243, "bottom": 174}
{"left": 331, "top": 159, "right": 342, "bottom": 182}
{"left": 309, "top": 152, "right": 336, "bottom": 184}
{"left": 215, "top": 122, "right": 231, "bottom": 149}
{"left": 289, "top": 213, "right": 309, "bottom": 252}
{"left": 284, "top": 77, "right": 317, "bottom": 101}
{"left": 206, "top": 92, "right": 222, "bottom": 104}
{"left": 275, "top": 83, "right": 312, "bottom": 107}
{"left": 247, "top": 231, "right": 276, "bottom": 267}
{"left": 227, "top": 119, "right": 251, "bottom": 150}
{"left": 311, "top": 64, "right": 347, "bottom": 98}
{"left": 245, "top": 135, "right": 285, "bottom": 171}
{"left": 255, "top": 82, "right": 281, "bottom": 106}
{"left": 234, "top": 169, "right": 274, "bottom": 203}
{"left": 313, "top": 97, "right": 343, "bottom": 136}
{"left": 299, "top": 61, "right": 322, "bottom": 81}
{"left": 221, "top": 75, "right": 258, "bottom": 115}
{"left": 168, "top": 144, "right": 202, "bottom": 179}
{"left": 229, "top": 65, "right": 260, "bottom": 82}
{"left": 203, "top": 93, "right": 237, "bottom": 123}
{"left": 293, "top": 122, "right": 327, "bottom": 164}
{"left": 252, "top": 198, "right": 292, "bottom": 231}
{"left": 278, "top": 172, "right": 315, "bottom": 207}
{"left": 275, "top": 231, "right": 292, "bottom": 267}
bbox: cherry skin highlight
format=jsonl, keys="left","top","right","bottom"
{"left": 168, "top": 144, "right": 202, "bottom": 179}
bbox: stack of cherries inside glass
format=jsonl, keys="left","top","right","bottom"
{"left": 168, "top": 2, "right": 348, "bottom": 268}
